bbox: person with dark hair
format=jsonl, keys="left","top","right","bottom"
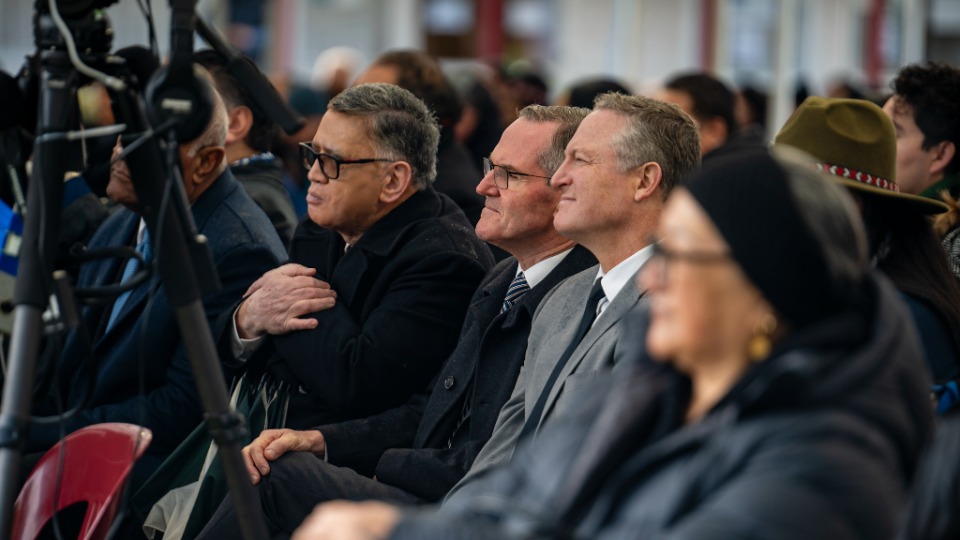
{"left": 194, "top": 49, "right": 298, "bottom": 246}
{"left": 658, "top": 71, "right": 761, "bottom": 161}
{"left": 194, "top": 105, "right": 595, "bottom": 538}
{"left": 776, "top": 96, "right": 960, "bottom": 388}
{"left": 454, "top": 77, "right": 504, "bottom": 172}
{"left": 222, "top": 83, "right": 493, "bottom": 430}
{"left": 559, "top": 77, "right": 631, "bottom": 109}
{"left": 883, "top": 62, "right": 960, "bottom": 277}
{"left": 290, "top": 149, "right": 933, "bottom": 540}
{"left": 354, "top": 50, "right": 485, "bottom": 224}
{"left": 734, "top": 84, "right": 768, "bottom": 144}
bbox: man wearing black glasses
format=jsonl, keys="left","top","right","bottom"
{"left": 220, "top": 83, "right": 493, "bottom": 433}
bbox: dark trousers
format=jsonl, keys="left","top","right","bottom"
{"left": 195, "top": 452, "right": 424, "bottom": 539}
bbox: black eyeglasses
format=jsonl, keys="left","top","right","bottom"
{"left": 483, "top": 157, "right": 552, "bottom": 190}
{"left": 299, "top": 142, "right": 393, "bottom": 180}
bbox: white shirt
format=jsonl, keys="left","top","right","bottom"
{"left": 516, "top": 247, "right": 574, "bottom": 289}
{"left": 593, "top": 244, "right": 654, "bottom": 319}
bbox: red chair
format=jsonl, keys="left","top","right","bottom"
{"left": 12, "top": 423, "right": 152, "bottom": 540}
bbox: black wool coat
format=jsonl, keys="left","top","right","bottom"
{"left": 223, "top": 188, "right": 494, "bottom": 429}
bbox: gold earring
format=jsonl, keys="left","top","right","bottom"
{"left": 747, "top": 313, "right": 778, "bottom": 362}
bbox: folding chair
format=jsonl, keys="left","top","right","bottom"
{"left": 12, "top": 423, "right": 152, "bottom": 540}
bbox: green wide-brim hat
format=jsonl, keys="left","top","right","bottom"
{"left": 775, "top": 96, "right": 948, "bottom": 215}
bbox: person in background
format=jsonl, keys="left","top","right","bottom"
{"left": 195, "top": 49, "right": 298, "bottom": 246}
{"left": 290, "top": 149, "right": 933, "bottom": 540}
{"left": 776, "top": 96, "right": 960, "bottom": 395}
{"left": 883, "top": 62, "right": 960, "bottom": 277}
{"left": 657, "top": 72, "right": 761, "bottom": 161}
{"left": 556, "top": 77, "right": 631, "bottom": 109}
{"left": 354, "top": 50, "right": 485, "bottom": 225}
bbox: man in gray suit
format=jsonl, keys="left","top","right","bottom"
{"left": 445, "top": 92, "right": 702, "bottom": 499}
{"left": 285, "top": 93, "right": 702, "bottom": 539}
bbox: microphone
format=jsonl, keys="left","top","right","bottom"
{"left": 195, "top": 17, "right": 305, "bottom": 135}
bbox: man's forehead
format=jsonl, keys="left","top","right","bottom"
{"left": 568, "top": 110, "right": 622, "bottom": 149}
{"left": 313, "top": 110, "right": 371, "bottom": 153}
{"left": 493, "top": 119, "right": 555, "bottom": 168}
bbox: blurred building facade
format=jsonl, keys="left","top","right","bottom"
{"left": 1, "top": 0, "right": 959, "bottom": 133}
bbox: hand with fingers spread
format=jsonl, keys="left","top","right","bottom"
{"left": 236, "top": 263, "right": 337, "bottom": 339}
{"left": 243, "top": 428, "right": 327, "bottom": 485}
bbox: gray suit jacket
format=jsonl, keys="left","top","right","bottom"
{"left": 445, "top": 263, "right": 649, "bottom": 502}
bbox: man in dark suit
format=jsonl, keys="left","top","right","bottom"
{"left": 195, "top": 104, "right": 595, "bottom": 538}
{"left": 224, "top": 83, "right": 493, "bottom": 431}
{"left": 26, "top": 83, "right": 287, "bottom": 486}
{"left": 194, "top": 49, "right": 299, "bottom": 247}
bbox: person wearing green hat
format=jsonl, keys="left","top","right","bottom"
{"left": 775, "top": 96, "right": 960, "bottom": 395}
{"left": 883, "top": 62, "right": 960, "bottom": 278}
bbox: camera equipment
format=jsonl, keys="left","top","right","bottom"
{"left": 0, "top": 1, "right": 301, "bottom": 537}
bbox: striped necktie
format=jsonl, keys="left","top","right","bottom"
{"left": 447, "top": 271, "right": 533, "bottom": 448}
{"left": 501, "top": 271, "right": 530, "bottom": 314}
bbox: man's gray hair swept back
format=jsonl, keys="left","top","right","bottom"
{"left": 594, "top": 92, "right": 701, "bottom": 196}
{"left": 329, "top": 83, "right": 441, "bottom": 190}
{"left": 518, "top": 104, "right": 591, "bottom": 176}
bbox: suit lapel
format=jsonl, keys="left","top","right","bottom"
{"left": 417, "top": 262, "right": 516, "bottom": 446}
{"left": 540, "top": 268, "right": 646, "bottom": 421}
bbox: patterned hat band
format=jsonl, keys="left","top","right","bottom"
{"left": 813, "top": 162, "right": 900, "bottom": 193}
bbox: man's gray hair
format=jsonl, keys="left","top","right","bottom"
{"left": 518, "top": 104, "right": 591, "bottom": 175}
{"left": 593, "top": 92, "right": 700, "bottom": 196}
{"left": 774, "top": 146, "right": 868, "bottom": 290}
{"left": 184, "top": 71, "right": 229, "bottom": 176}
{"left": 329, "top": 83, "right": 440, "bottom": 190}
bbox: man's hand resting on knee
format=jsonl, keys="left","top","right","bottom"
{"left": 243, "top": 428, "right": 327, "bottom": 485}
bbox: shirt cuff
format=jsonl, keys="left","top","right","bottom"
{"left": 230, "top": 303, "right": 265, "bottom": 361}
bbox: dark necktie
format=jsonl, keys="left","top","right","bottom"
{"left": 106, "top": 229, "right": 151, "bottom": 331}
{"left": 517, "top": 278, "right": 605, "bottom": 442}
{"left": 447, "top": 270, "right": 532, "bottom": 448}
{"left": 501, "top": 272, "right": 530, "bottom": 314}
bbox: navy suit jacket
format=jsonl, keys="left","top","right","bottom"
{"left": 318, "top": 245, "right": 597, "bottom": 501}
{"left": 29, "top": 169, "right": 286, "bottom": 480}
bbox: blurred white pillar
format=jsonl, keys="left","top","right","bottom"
{"left": 770, "top": 0, "right": 799, "bottom": 134}
{"left": 901, "top": 0, "right": 927, "bottom": 65}
{"left": 383, "top": 0, "right": 424, "bottom": 50}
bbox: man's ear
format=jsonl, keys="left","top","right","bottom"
{"left": 226, "top": 106, "right": 253, "bottom": 146}
{"left": 194, "top": 146, "right": 226, "bottom": 183}
{"left": 633, "top": 161, "right": 663, "bottom": 202}
{"left": 379, "top": 161, "right": 414, "bottom": 204}
{"left": 929, "top": 140, "right": 956, "bottom": 178}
